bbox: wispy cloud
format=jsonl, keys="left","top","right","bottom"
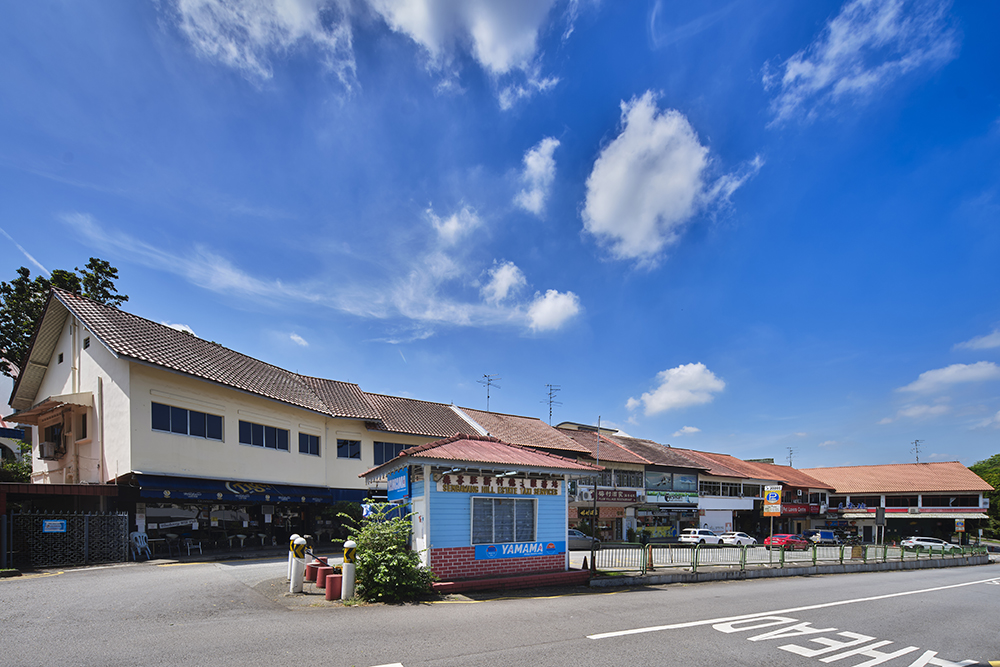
{"left": 481, "top": 261, "right": 527, "bottom": 304}
{"left": 763, "top": 0, "right": 959, "bottom": 124}
{"left": 289, "top": 333, "right": 308, "bottom": 347}
{"left": 975, "top": 410, "right": 1000, "bottom": 429}
{"left": 582, "top": 91, "right": 761, "bottom": 265}
{"left": 955, "top": 329, "right": 1000, "bottom": 351}
{"left": 161, "top": 321, "right": 197, "bottom": 336}
{"left": 672, "top": 425, "right": 701, "bottom": 437}
{"left": 648, "top": 1, "right": 736, "bottom": 50}
{"left": 627, "top": 362, "right": 725, "bottom": 416}
{"left": 897, "top": 361, "right": 1000, "bottom": 393}
{"left": 514, "top": 137, "right": 560, "bottom": 216}
{"left": 0, "top": 226, "right": 50, "bottom": 276}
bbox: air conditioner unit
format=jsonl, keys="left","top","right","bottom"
{"left": 578, "top": 488, "right": 593, "bottom": 503}
{"left": 908, "top": 507, "right": 919, "bottom": 514}
{"left": 39, "top": 441, "right": 60, "bottom": 460}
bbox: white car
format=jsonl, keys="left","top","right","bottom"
{"left": 679, "top": 528, "right": 723, "bottom": 545}
{"left": 900, "top": 536, "right": 960, "bottom": 552}
{"left": 719, "top": 531, "right": 757, "bottom": 546}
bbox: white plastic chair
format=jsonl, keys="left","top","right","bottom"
{"left": 130, "top": 532, "right": 152, "bottom": 561}
{"left": 184, "top": 538, "right": 203, "bottom": 556}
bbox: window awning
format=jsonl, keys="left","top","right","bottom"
{"left": 841, "top": 511, "right": 988, "bottom": 520}
{"left": 132, "top": 473, "right": 366, "bottom": 505}
{"left": 5, "top": 392, "right": 93, "bottom": 425}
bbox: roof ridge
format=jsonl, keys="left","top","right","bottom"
{"left": 802, "top": 461, "right": 963, "bottom": 470}
{"left": 398, "top": 432, "right": 601, "bottom": 469}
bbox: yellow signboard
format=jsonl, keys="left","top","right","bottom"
{"left": 764, "top": 485, "right": 782, "bottom": 517}
{"left": 955, "top": 518, "right": 965, "bottom": 532}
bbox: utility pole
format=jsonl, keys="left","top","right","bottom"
{"left": 540, "top": 384, "right": 562, "bottom": 425}
{"left": 911, "top": 439, "right": 923, "bottom": 464}
{"left": 590, "top": 416, "right": 600, "bottom": 576}
{"left": 477, "top": 374, "right": 501, "bottom": 412}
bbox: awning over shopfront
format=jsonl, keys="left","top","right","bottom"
{"left": 132, "top": 474, "right": 366, "bottom": 504}
{"left": 5, "top": 392, "right": 92, "bottom": 425}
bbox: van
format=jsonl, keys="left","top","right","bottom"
{"left": 803, "top": 529, "right": 839, "bottom": 544}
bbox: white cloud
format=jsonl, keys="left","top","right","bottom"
{"left": 162, "top": 321, "right": 197, "bottom": 336}
{"left": 170, "top": 0, "right": 356, "bottom": 86}
{"left": 289, "top": 333, "right": 309, "bottom": 346}
{"left": 818, "top": 440, "right": 837, "bottom": 448}
{"left": 582, "top": 92, "right": 761, "bottom": 264}
{"left": 481, "top": 261, "right": 527, "bottom": 304}
{"left": 897, "top": 361, "right": 1000, "bottom": 393}
{"left": 763, "top": 0, "right": 959, "bottom": 124}
{"left": 627, "top": 363, "right": 725, "bottom": 416}
{"left": 514, "top": 137, "right": 560, "bottom": 215}
{"left": 879, "top": 402, "right": 951, "bottom": 424}
{"left": 427, "top": 205, "right": 482, "bottom": 245}
{"left": 975, "top": 410, "right": 1000, "bottom": 429}
{"left": 527, "top": 289, "right": 580, "bottom": 331}
{"left": 672, "top": 426, "right": 700, "bottom": 437}
{"left": 955, "top": 329, "right": 1000, "bottom": 351}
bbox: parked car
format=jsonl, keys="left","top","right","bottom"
{"left": 568, "top": 528, "right": 601, "bottom": 551}
{"left": 679, "top": 528, "right": 723, "bottom": 545}
{"left": 803, "top": 529, "right": 840, "bottom": 545}
{"left": 719, "top": 531, "right": 757, "bottom": 546}
{"left": 763, "top": 534, "right": 811, "bottom": 550}
{"left": 900, "top": 536, "right": 960, "bottom": 552}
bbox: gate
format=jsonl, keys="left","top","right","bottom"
{"left": 7, "top": 511, "right": 129, "bottom": 569}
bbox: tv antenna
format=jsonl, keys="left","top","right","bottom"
{"left": 911, "top": 439, "right": 923, "bottom": 464}
{"left": 477, "top": 374, "right": 501, "bottom": 412}
{"left": 541, "top": 384, "right": 562, "bottom": 425}
{"left": 787, "top": 447, "right": 795, "bottom": 467}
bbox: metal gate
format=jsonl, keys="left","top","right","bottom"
{"left": 7, "top": 511, "right": 129, "bottom": 569}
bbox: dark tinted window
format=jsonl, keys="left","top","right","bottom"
{"left": 189, "top": 411, "right": 206, "bottom": 438}
{"left": 152, "top": 403, "right": 170, "bottom": 431}
{"left": 299, "top": 433, "right": 319, "bottom": 456}
{"left": 206, "top": 414, "right": 223, "bottom": 441}
{"left": 264, "top": 425, "right": 277, "bottom": 449}
{"left": 277, "top": 429, "right": 289, "bottom": 451}
{"left": 170, "top": 406, "right": 187, "bottom": 434}
{"left": 337, "top": 439, "right": 360, "bottom": 459}
{"left": 251, "top": 423, "right": 264, "bottom": 447}
{"left": 239, "top": 420, "right": 252, "bottom": 445}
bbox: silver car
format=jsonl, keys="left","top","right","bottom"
{"left": 568, "top": 528, "right": 601, "bottom": 550}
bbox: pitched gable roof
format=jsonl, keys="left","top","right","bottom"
{"left": 608, "top": 436, "right": 708, "bottom": 470}
{"left": 363, "top": 393, "right": 473, "bottom": 438}
{"left": 362, "top": 432, "right": 602, "bottom": 481}
{"left": 459, "top": 407, "right": 590, "bottom": 454}
{"left": 10, "top": 289, "right": 378, "bottom": 420}
{"left": 803, "top": 461, "right": 993, "bottom": 494}
{"left": 556, "top": 428, "right": 651, "bottom": 465}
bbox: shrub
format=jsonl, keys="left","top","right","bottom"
{"left": 342, "top": 502, "right": 433, "bottom": 603}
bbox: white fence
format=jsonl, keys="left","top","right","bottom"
{"left": 594, "top": 543, "right": 986, "bottom": 574}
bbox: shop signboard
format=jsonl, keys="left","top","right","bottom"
{"left": 42, "top": 520, "right": 67, "bottom": 533}
{"left": 955, "top": 518, "right": 965, "bottom": 533}
{"left": 781, "top": 503, "right": 820, "bottom": 515}
{"left": 387, "top": 467, "right": 409, "bottom": 502}
{"left": 764, "top": 485, "right": 782, "bottom": 517}
{"left": 596, "top": 489, "right": 637, "bottom": 503}
{"left": 645, "top": 490, "right": 698, "bottom": 505}
{"left": 437, "top": 474, "right": 561, "bottom": 496}
{"left": 474, "top": 541, "right": 566, "bottom": 560}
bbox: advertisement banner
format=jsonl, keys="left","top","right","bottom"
{"left": 474, "top": 541, "right": 566, "bottom": 560}
{"left": 645, "top": 490, "right": 699, "bottom": 505}
{"left": 387, "top": 467, "right": 410, "bottom": 502}
{"left": 596, "top": 489, "right": 638, "bottom": 503}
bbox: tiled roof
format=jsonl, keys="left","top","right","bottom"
{"left": 459, "top": 407, "right": 590, "bottom": 454}
{"left": 363, "top": 433, "right": 601, "bottom": 479}
{"left": 669, "top": 448, "right": 749, "bottom": 478}
{"left": 802, "top": 462, "right": 994, "bottom": 494}
{"left": 610, "top": 437, "right": 708, "bottom": 470}
{"left": 363, "top": 393, "right": 473, "bottom": 438}
{"left": 556, "top": 429, "right": 651, "bottom": 465}
{"left": 49, "top": 289, "right": 379, "bottom": 420}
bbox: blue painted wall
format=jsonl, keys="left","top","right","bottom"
{"left": 428, "top": 485, "right": 567, "bottom": 549}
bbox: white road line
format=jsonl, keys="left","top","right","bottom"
{"left": 588, "top": 575, "right": 1000, "bottom": 640}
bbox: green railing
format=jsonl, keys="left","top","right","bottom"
{"left": 593, "top": 542, "right": 986, "bottom": 574}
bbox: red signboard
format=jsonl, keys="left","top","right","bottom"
{"left": 782, "top": 503, "right": 820, "bottom": 515}
{"left": 595, "top": 489, "right": 638, "bottom": 503}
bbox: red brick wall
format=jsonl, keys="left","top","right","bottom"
{"left": 429, "top": 546, "right": 566, "bottom": 580}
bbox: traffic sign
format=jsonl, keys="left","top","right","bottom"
{"left": 764, "top": 485, "right": 782, "bottom": 517}
{"left": 955, "top": 518, "right": 965, "bottom": 532}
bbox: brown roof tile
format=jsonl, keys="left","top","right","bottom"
{"left": 802, "top": 462, "right": 993, "bottom": 494}
{"left": 459, "top": 408, "right": 590, "bottom": 454}
{"left": 363, "top": 393, "right": 473, "bottom": 438}
{"left": 609, "top": 437, "right": 708, "bottom": 470}
{"left": 556, "top": 429, "right": 651, "bottom": 465}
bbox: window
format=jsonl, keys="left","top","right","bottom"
{"left": 614, "top": 470, "right": 644, "bottom": 488}
{"left": 471, "top": 498, "right": 535, "bottom": 544}
{"left": 152, "top": 402, "right": 223, "bottom": 441}
{"left": 299, "top": 433, "right": 320, "bottom": 456}
{"left": 238, "top": 420, "right": 288, "bottom": 450}
{"left": 58, "top": 353, "right": 64, "bottom": 364}
{"left": 83, "top": 337, "right": 90, "bottom": 349}
{"left": 922, "top": 495, "right": 978, "bottom": 508}
{"left": 721, "top": 482, "right": 742, "bottom": 497}
{"left": 885, "top": 495, "right": 918, "bottom": 508}
{"left": 699, "top": 481, "right": 721, "bottom": 496}
{"left": 743, "top": 484, "right": 762, "bottom": 498}
{"left": 674, "top": 474, "right": 698, "bottom": 492}
{"left": 374, "top": 441, "right": 406, "bottom": 465}
{"left": 43, "top": 424, "right": 62, "bottom": 442}
{"left": 337, "top": 439, "right": 361, "bottom": 459}
{"left": 80, "top": 414, "right": 87, "bottom": 440}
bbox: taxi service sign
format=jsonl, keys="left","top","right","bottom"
{"left": 764, "top": 485, "right": 782, "bottom": 517}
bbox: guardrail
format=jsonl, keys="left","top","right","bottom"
{"left": 593, "top": 543, "right": 987, "bottom": 574}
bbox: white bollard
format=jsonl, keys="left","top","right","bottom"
{"left": 289, "top": 537, "right": 307, "bottom": 594}
{"left": 286, "top": 533, "right": 300, "bottom": 581}
{"left": 341, "top": 539, "right": 357, "bottom": 600}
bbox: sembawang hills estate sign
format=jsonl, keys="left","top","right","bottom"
{"left": 437, "top": 474, "right": 561, "bottom": 496}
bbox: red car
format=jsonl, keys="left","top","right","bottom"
{"left": 764, "top": 534, "right": 811, "bottom": 550}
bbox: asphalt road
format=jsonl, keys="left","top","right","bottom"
{"left": 1, "top": 558, "right": 997, "bottom": 667}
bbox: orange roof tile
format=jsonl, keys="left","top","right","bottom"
{"left": 802, "top": 461, "right": 994, "bottom": 494}
{"left": 557, "top": 429, "right": 651, "bottom": 465}
{"left": 459, "top": 408, "right": 589, "bottom": 454}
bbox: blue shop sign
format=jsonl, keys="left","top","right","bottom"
{"left": 42, "top": 520, "right": 67, "bottom": 533}
{"left": 387, "top": 467, "right": 410, "bottom": 502}
{"left": 474, "top": 541, "right": 566, "bottom": 560}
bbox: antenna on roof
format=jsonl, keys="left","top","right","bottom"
{"left": 787, "top": 447, "right": 795, "bottom": 467}
{"left": 478, "top": 374, "right": 501, "bottom": 412}
{"left": 541, "top": 384, "right": 562, "bottom": 425}
{"left": 911, "top": 439, "right": 923, "bottom": 464}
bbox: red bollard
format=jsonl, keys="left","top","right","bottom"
{"left": 316, "top": 566, "right": 333, "bottom": 589}
{"left": 305, "top": 561, "right": 319, "bottom": 582}
{"left": 325, "top": 574, "right": 343, "bottom": 600}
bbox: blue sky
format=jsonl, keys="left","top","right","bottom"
{"left": 2, "top": 0, "right": 999, "bottom": 468}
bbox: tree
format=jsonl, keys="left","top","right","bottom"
{"left": 343, "top": 502, "right": 434, "bottom": 603}
{"left": 970, "top": 454, "right": 1000, "bottom": 539}
{"left": 0, "top": 441, "right": 32, "bottom": 483}
{"left": 0, "top": 258, "right": 127, "bottom": 378}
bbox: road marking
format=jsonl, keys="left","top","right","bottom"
{"left": 588, "top": 575, "right": 1000, "bottom": 639}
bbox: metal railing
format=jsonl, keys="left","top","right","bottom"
{"left": 593, "top": 542, "right": 987, "bottom": 574}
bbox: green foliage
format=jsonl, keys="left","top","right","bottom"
{"left": 343, "top": 502, "right": 433, "bottom": 603}
{"left": 0, "top": 441, "right": 32, "bottom": 483}
{"left": 970, "top": 454, "right": 1000, "bottom": 538}
{"left": 0, "top": 258, "right": 127, "bottom": 377}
